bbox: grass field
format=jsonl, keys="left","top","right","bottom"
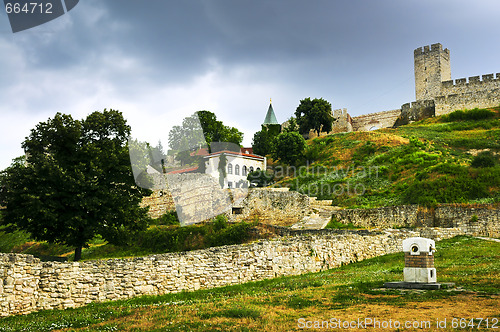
{"left": 0, "top": 236, "right": 498, "bottom": 331}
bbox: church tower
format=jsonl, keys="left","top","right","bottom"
{"left": 262, "top": 99, "right": 281, "bottom": 136}
{"left": 263, "top": 98, "right": 279, "bottom": 125}
{"left": 414, "top": 43, "right": 451, "bottom": 100}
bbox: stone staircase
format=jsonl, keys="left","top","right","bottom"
{"left": 290, "top": 198, "right": 342, "bottom": 230}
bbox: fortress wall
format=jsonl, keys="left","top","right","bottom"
{"left": 330, "top": 108, "right": 353, "bottom": 133}
{"left": 395, "top": 100, "right": 435, "bottom": 127}
{"left": 0, "top": 230, "right": 422, "bottom": 317}
{"left": 233, "top": 188, "right": 313, "bottom": 224}
{"left": 0, "top": 221, "right": 489, "bottom": 317}
{"left": 434, "top": 88, "right": 500, "bottom": 116}
{"left": 331, "top": 204, "right": 500, "bottom": 237}
{"left": 440, "top": 74, "right": 500, "bottom": 96}
{"left": 141, "top": 173, "right": 232, "bottom": 224}
{"left": 350, "top": 109, "right": 401, "bottom": 131}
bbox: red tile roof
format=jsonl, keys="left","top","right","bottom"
{"left": 206, "top": 150, "right": 264, "bottom": 160}
{"left": 241, "top": 147, "right": 254, "bottom": 155}
{"left": 190, "top": 148, "right": 209, "bottom": 157}
{"left": 167, "top": 166, "right": 199, "bottom": 174}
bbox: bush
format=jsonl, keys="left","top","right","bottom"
{"left": 403, "top": 166, "right": 499, "bottom": 206}
{"left": 471, "top": 151, "right": 497, "bottom": 168}
{"left": 442, "top": 108, "right": 495, "bottom": 122}
{"left": 325, "top": 216, "right": 360, "bottom": 229}
{"left": 153, "top": 211, "right": 180, "bottom": 226}
{"left": 352, "top": 141, "right": 376, "bottom": 161}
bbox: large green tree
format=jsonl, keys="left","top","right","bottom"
{"left": 251, "top": 128, "right": 274, "bottom": 156}
{"left": 272, "top": 131, "right": 307, "bottom": 165}
{"left": 294, "top": 97, "right": 334, "bottom": 136}
{"left": 168, "top": 111, "right": 243, "bottom": 154}
{"left": 196, "top": 110, "right": 243, "bottom": 150}
{"left": 0, "top": 110, "right": 150, "bottom": 261}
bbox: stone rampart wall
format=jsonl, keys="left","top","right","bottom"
{"left": 330, "top": 108, "right": 353, "bottom": 133}
{"left": 396, "top": 100, "right": 436, "bottom": 126}
{"left": 440, "top": 74, "right": 500, "bottom": 96}
{"left": 331, "top": 204, "right": 499, "bottom": 237}
{"left": 434, "top": 88, "right": 500, "bottom": 116}
{"left": 350, "top": 109, "right": 401, "bottom": 131}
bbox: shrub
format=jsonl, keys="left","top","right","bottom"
{"left": 154, "top": 211, "right": 180, "bottom": 226}
{"left": 471, "top": 151, "right": 497, "bottom": 168}
{"left": 325, "top": 216, "right": 360, "bottom": 229}
{"left": 442, "top": 108, "right": 495, "bottom": 122}
{"left": 353, "top": 141, "right": 376, "bottom": 161}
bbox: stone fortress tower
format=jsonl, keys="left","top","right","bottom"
{"left": 307, "top": 43, "right": 500, "bottom": 136}
{"left": 414, "top": 44, "right": 451, "bottom": 101}
{"left": 401, "top": 43, "right": 500, "bottom": 122}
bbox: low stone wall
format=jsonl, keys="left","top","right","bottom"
{"left": 0, "top": 228, "right": 435, "bottom": 317}
{"left": 331, "top": 204, "right": 499, "bottom": 237}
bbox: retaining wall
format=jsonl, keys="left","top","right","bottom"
{"left": 331, "top": 204, "right": 499, "bottom": 237}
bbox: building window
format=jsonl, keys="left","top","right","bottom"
{"left": 256, "top": 167, "right": 261, "bottom": 171}
{"left": 242, "top": 166, "right": 247, "bottom": 176}
{"left": 227, "top": 163, "right": 232, "bottom": 174}
{"left": 249, "top": 166, "right": 254, "bottom": 173}
{"left": 235, "top": 164, "right": 240, "bottom": 175}
{"left": 228, "top": 181, "right": 232, "bottom": 188}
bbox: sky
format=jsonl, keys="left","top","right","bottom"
{"left": 1, "top": 0, "right": 500, "bottom": 170}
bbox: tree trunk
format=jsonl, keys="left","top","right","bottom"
{"left": 74, "top": 246, "right": 82, "bottom": 261}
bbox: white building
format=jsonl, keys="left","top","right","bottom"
{"left": 204, "top": 150, "right": 266, "bottom": 189}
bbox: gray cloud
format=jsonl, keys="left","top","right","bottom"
{"left": 1, "top": 0, "right": 500, "bottom": 169}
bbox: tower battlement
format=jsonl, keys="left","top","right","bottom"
{"left": 441, "top": 73, "right": 500, "bottom": 88}
{"left": 414, "top": 43, "right": 450, "bottom": 57}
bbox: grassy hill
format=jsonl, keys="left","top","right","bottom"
{"left": 275, "top": 107, "right": 500, "bottom": 208}
{"left": 0, "top": 236, "right": 497, "bottom": 331}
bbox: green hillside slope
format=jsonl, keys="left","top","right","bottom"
{"left": 275, "top": 107, "right": 500, "bottom": 208}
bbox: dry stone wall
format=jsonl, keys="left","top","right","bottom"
{"left": 1, "top": 229, "right": 434, "bottom": 317}
{"left": 140, "top": 189, "right": 175, "bottom": 219}
{"left": 331, "top": 204, "right": 499, "bottom": 237}
{"left": 0, "top": 222, "right": 492, "bottom": 317}
{"left": 233, "top": 188, "right": 312, "bottom": 224}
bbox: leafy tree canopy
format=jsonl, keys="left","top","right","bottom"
{"left": 283, "top": 116, "right": 299, "bottom": 133}
{"left": 0, "top": 110, "right": 150, "bottom": 261}
{"left": 294, "top": 97, "right": 334, "bottom": 136}
{"left": 252, "top": 128, "right": 275, "bottom": 156}
{"left": 272, "top": 131, "right": 307, "bottom": 165}
{"left": 168, "top": 111, "right": 243, "bottom": 153}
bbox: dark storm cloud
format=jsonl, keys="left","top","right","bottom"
{"left": 1, "top": 0, "right": 500, "bottom": 170}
